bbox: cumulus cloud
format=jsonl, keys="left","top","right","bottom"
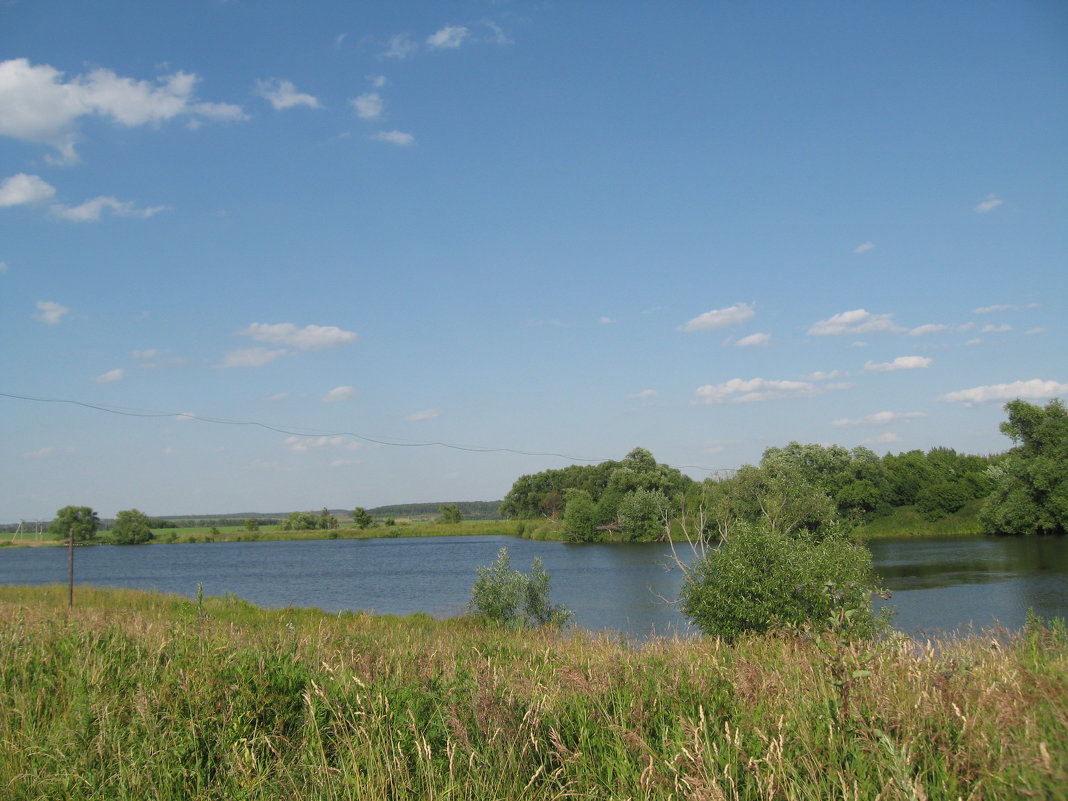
{"left": 694, "top": 377, "right": 825, "bottom": 404}
{"left": 975, "top": 194, "right": 1002, "bottom": 214}
{"left": 735, "top": 332, "right": 771, "bottom": 348}
{"left": 256, "top": 78, "right": 320, "bottom": 110}
{"left": 284, "top": 435, "right": 358, "bottom": 453}
{"left": 351, "top": 92, "right": 383, "bottom": 119}
{"left": 239, "top": 322, "right": 357, "bottom": 350}
{"left": 371, "top": 130, "right": 414, "bottom": 146}
{"left": 93, "top": 368, "right": 124, "bottom": 383}
{"left": 679, "top": 302, "right": 755, "bottom": 332}
{"left": 940, "top": 379, "right": 1068, "bottom": 405}
{"left": 0, "top": 173, "right": 56, "bottom": 207}
{"left": 427, "top": 25, "right": 469, "bottom": 49}
{"left": 383, "top": 34, "right": 418, "bottom": 59}
{"left": 863, "top": 356, "right": 932, "bottom": 372}
{"left": 627, "top": 389, "right": 657, "bottom": 399}
{"left": 51, "top": 196, "right": 167, "bottom": 221}
{"left": 808, "top": 309, "right": 903, "bottom": 336}
{"left": 853, "top": 241, "right": 875, "bottom": 254}
{"left": 0, "top": 58, "right": 245, "bottom": 161}
{"left": 33, "top": 300, "right": 68, "bottom": 324}
{"left": 982, "top": 323, "right": 1012, "bottom": 333}
{"left": 405, "top": 409, "right": 440, "bottom": 421}
{"left": 218, "top": 347, "right": 287, "bottom": 368}
{"left": 322, "top": 385, "right": 356, "bottom": 403}
{"left": 909, "top": 324, "right": 949, "bottom": 337}
{"left": 805, "top": 370, "right": 846, "bottom": 381}
{"left": 832, "top": 410, "right": 925, "bottom": 427}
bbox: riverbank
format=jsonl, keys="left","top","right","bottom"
{"left": 2, "top": 585, "right": 1064, "bottom": 800}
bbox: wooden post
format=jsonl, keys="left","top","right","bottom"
{"left": 67, "top": 526, "right": 74, "bottom": 609}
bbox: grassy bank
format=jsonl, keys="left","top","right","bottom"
{"left": 855, "top": 499, "right": 986, "bottom": 539}
{"left": 1, "top": 586, "right": 1065, "bottom": 800}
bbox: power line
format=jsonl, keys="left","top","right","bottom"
{"left": 2, "top": 390, "right": 729, "bottom": 474}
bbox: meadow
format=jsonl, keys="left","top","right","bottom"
{"left": 1, "top": 585, "right": 1064, "bottom": 800}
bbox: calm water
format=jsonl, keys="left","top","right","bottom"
{"left": 1, "top": 535, "right": 1065, "bottom": 639}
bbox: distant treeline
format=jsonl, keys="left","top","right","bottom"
{"left": 367, "top": 501, "right": 504, "bottom": 520}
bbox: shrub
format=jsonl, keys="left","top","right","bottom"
{"left": 468, "top": 547, "right": 571, "bottom": 629}
{"left": 679, "top": 522, "right": 884, "bottom": 642}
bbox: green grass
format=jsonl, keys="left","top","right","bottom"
{"left": 1, "top": 585, "right": 1065, "bottom": 800}
{"left": 855, "top": 499, "right": 986, "bottom": 539}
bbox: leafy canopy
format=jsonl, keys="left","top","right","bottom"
{"left": 49, "top": 506, "right": 100, "bottom": 542}
{"left": 468, "top": 547, "right": 572, "bottom": 629}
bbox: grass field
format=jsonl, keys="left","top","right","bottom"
{"left": 1, "top": 585, "right": 1064, "bottom": 800}
{"left": 854, "top": 499, "right": 986, "bottom": 539}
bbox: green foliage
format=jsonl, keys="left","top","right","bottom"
{"left": 49, "top": 505, "right": 100, "bottom": 542}
{"left": 980, "top": 398, "right": 1068, "bottom": 535}
{"left": 384, "top": 517, "right": 396, "bottom": 527}
{"left": 679, "top": 522, "right": 884, "bottom": 641}
{"left": 284, "top": 511, "right": 318, "bottom": 531}
{"left": 617, "top": 488, "right": 670, "bottom": 541}
{"left": 438, "top": 503, "right": 462, "bottom": 524}
{"left": 467, "top": 547, "right": 572, "bottom": 628}
{"left": 352, "top": 507, "right": 373, "bottom": 529}
{"left": 318, "top": 507, "right": 339, "bottom": 530}
{"left": 110, "top": 508, "right": 154, "bottom": 545}
{"left": 916, "top": 481, "right": 973, "bottom": 521}
{"left": 562, "top": 488, "right": 599, "bottom": 542}
{"left": 244, "top": 519, "right": 260, "bottom": 532}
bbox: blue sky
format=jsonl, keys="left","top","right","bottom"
{"left": 2, "top": 0, "right": 1066, "bottom": 521}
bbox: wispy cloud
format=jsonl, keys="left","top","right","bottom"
{"left": 805, "top": 370, "right": 846, "bottom": 381}
{"left": 982, "top": 323, "right": 1012, "bottom": 333}
{"left": 832, "top": 410, "right": 925, "bottom": 427}
{"left": 627, "top": 389, "right": 657, "bottom": 399}
{"left": 598, "top": 316, "right": 615, "bottom": 324}
{"left": 322, "top": 385, "right": 356, "bottom": 403}
{"left": 908, "top": 324, "right": 948, "bottom": 337}
{"left": 25, "top": 446, "right": 57, "bottom": 458}
{"left": 405, "top": 409, "right": 440, "bottom": 421}
{"left": 863, "top": 356, "right": 932, "bottom": 372}
{"left": 694, "top": 377, "right": 829, "bottom": 404}
{"left": 33, "top": 300, "right": 68, "bottom": 324}
{"left": 864, "top": 432, "right": 901, "bottom": 444}
{"left": 679, "top": 302, "right": 754, "bottom": 332}
{"left": 808, "top": 309, "right": 902, "bottom": 336}
{"left": 51, "top": 196, "right": 167, "bottom": 221}
{"left": 973, "top": 302, "right": 1039, "bottom": 314}
{"left": 256, "top": 78, "right": 320, "bottom": 110}
{"left": 0, "top": 173, "right": 55, "bottom": 206}
{"left": 239, "top": 322, "right": 357, "bottom": 350}
{"left": 371, "top": 130, "right": 414, "bottom": 146}
{"left": 93, "top": 368, "right": 124, "bottom": 383}
{"left": 734, "top": 332, "right": 771, "bottom": 348}
{"left": 940, "top": 378, "right": 1068, "bottom": 405}
{"left": 853, "top": 241, "right": 875, "bottom": 254}
{"left": 284, "top": 435, "right": 358, "bottom": 453}
{"left": 218, "top": 347, "right": 287, "bottom": 368}
{"left": 382, "top": 34, "right": 418, "bottom": 59}
{"left": 351, "top": 92, "right": 383, "bottom": 119}
{"left": 427, "top": 25, "right": 469, "bottom": 49}
{"left": 975, "top": 194, "right": 1002, "bottom": 214}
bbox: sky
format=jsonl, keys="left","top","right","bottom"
{"left": 2, "top": 0, "right": 1066, "bottom": 521}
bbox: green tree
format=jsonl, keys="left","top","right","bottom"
{"left": 562, "top": 488, "right": 599, "bottom": 542}
{"left": 318, "top": 507, "right": 339, "bottom": 530}
{"left": 244, "top": 519, "right": 260, "bottom": 532}
{"left": 439, "top": 503, "right": 463, "bottom": 524}
{"left": 980, "top": 398, "right": 1068, "bottom": 535}
{"left": 49, "top": 506, "right": 100, "bottom": 543}
{"left": 679, "top": 522, "right": 884, "bottom": 642}
{"left": 467, "top": 547, "right": 571, "bottom": 629}
{"left": 110, "top": 508, "right": 153, "bottom": 545}
{"left": 284, "top": 511, "right": 317, "bottom": 531}
{"left": 617, "top": 488, "right": 671, "bottom": 541}
{"left": 352, "top": 507, "right": 373, "bottom": 529}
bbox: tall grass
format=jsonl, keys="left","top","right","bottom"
{"left": 1, "top": 585, "right": 1064, "bottom": 799}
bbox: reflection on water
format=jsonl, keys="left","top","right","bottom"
{"left": 0, "top": 534, "right": 1065, "bottom": 639}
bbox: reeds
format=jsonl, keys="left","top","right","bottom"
{"left": 1, "top": 584, "right": 1064, "bottom": 800}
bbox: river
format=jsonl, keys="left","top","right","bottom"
{"left": 1, "top": 534, "right": 1065, "bottom": 639}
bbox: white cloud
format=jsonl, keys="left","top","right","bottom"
{"left": 735, "top": 332, "right": 771, "bottom": 348}
{"left": 175, "top": 412, "right": 197, "bottom": 421}
{"left": 383, "top": 34, "right": 418, "bottom": 59}
{"left": 982, "top": 323, "right": 1012, "bottom": 333}
{"left": 284, "top": 435, "right": 358, "bottom": 453}
{"left": 863, "top": 356, "right": 932, "bottom": 372}
{"left": 864, "top": 432, "right": 901, "bottom": 444}
{"left": 0, "top": 58, "right": 245, "bottom": 161}
{"left": 598, "top": 316, "right": 615, "bottom": 324}
{"left": 351, "top": 92, "right": 383, "bottom": 119}
{"left": 239, "top": 322, "right": 357, "bottom": 350}
{"left": 966, "top": 338, "right": 982, "bottom": 346}
{"left": 627, "top": 389, "right": 657, "bottom": 399}
{"left": 679, "top": 302, "right": 755, "bottom": 332}
{"left": 909, "top": 324, "right": 949, "bottom": 337}
{"left": 427, "top": 25, "right": 469, "bottom": 49}
{"left": 1026, "top": 328, "right": 1044, "bottom": 335}
{"left": 0, "top": 261, "right": 6, "bottom": 273}
{"left": 329, "top": 459, "right": 355, "bottom": 468}
{"left": 694, "top": 377, "right": 824, "bottom": 404}
{"left": 33, "top": 300, "right": 68, "bottom": 324}
{"left": 51, "top": 196, "right": 167, "bottom": 221}
{"left": 405, "top": 409, "right": 440, "bottom": 421}
{"left": 25, "top": 446, "right": 57, "bottom": 458}
{"left": 256, "top": 79, "right": 320, "bottom": 111}
{"left": 93, "top": 368, "right": 124, "bottom": 383}
{"left": 370, "top": 75, "right": 387, "bottom": 89}
{"left": 322, "top": 385, "right": 356, "bottom": 403}
{"left": 132, "top": 349, "right": 158, "bottom": 360}
{"left": 940, "top": 379, "right": 1068, "bottom": 406}
{"left": 853, "top": 241, "right": 875, "bottom": 254}
{"left": 371, "top": 130, "right": 414, "bottom": 146}
{"left": 973, "top": 304, "right": 1012, "bottom": 314}
{"left": 805, "top": 370, "right": 846, "bottom": 381}
{"left": 832, "top": 410, "right": 925, "bottom": 427}
{"left": 0, "top": 173, "right": 56, "bottom": 207}
{"left": 218, "top": 347, "right": 288, "bottom": 368}
{"left": 808, "top": 308, "right": 903, "bottom": 336}
{"left": 975, "top": 194, "right": 1002, "bottom": 214}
